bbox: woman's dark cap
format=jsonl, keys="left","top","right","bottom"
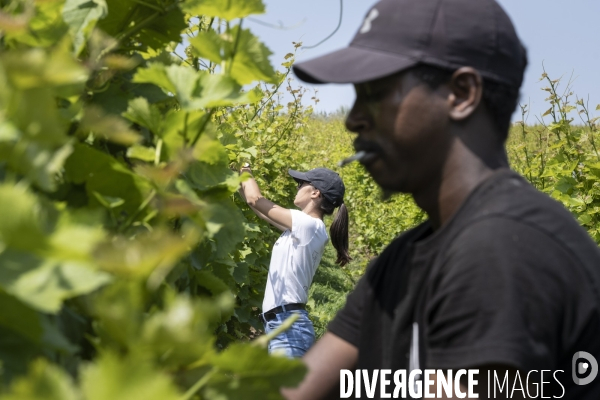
{"left": 289, "top": 168, "right": 345, "bottom": 207}
{"left": 293, "top": 0, "right": 527, "bottom": 88}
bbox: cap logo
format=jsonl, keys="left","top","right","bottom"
{"left": 359, "top": 8, "right": 379, "bottom": 34}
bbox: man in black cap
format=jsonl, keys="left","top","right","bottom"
{"left": 283, "top": 0, "right": 600, "bottom": 398}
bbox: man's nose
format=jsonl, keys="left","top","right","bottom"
{"left": 345, "top": 103, "right": 370, "bottom": 134}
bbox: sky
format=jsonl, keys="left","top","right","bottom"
{"left": 247, "top": 0, "right": 600, "bottom": 122}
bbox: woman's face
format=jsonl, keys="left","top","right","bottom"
{"left": 293, "top": 181, "right": 319, "bottom": 208}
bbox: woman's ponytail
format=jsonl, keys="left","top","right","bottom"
{"left": 330, "top": 203, "right": 351, "bottom": 266}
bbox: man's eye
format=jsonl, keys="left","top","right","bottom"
{"left": 360, "top": 88, "right": 390, "bottom": 102}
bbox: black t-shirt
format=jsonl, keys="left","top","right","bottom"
{"left": 329, "top": 169, "right": 600, "bottom": 399}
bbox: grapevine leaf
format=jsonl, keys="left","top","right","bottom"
{"left": 0, "top": 358, "right": 79, "bottom": 400}
{"left": 229, "top": 26, "right": 276, "bottom": 84}
{"left": 127, "top": 145, "right": 156, "bottom": 162}
{"left": 89, "top": 82, "right": 135, "bottom": 115}
{"left": 182, "top": 0, "right": 265, "bottom": 20}
{"left": 579, "top": 213, "right": 593, "bottom": 225}
{"left": 93, "top": 228, "right": 199, "bottom": 279}
{"left": 196, "top": 73, "right": 260, "bottom": 108}
{"left": 98, "top": 0, "right": 186, "bottom": 52}
{"left": 64, "top": 143, "right": 152, "bottom": 217}
{"left": 139, "top": 6, "right": 187, "bottom": 52}
{"left": 62, "top": 0, "right": 108, "bottom": 55}
{"left": 204, "top": 343, "right": 306, "bottom": 398}
{"left": 80, "top": 106, "right": 142, "bottom": 146}
{"left": 188, "top": 161, "right": 237, "bottom": 191}
{"left": 123, "top": 97, "right": 163, "bottom": 135}
{"left": 0, "top": 249, "right": 112, "bottom": 313}
{"left": 3, "top": 0, "right": 68, "bottom": 48}
{"left": 139, "top": 295, "right": 221, "bottom": 367}
{"left": 0, "top": 47, "right": 88, "bottom": 90}
{"left": 202, "top": 201, "right": 245, "bottom": 259}
{"left": 6, "top": 140, "right": 74, "bottom": 192}
{"left": 0, "top": 289, "right": 43, "bottom": 343}
{"left": 48, "top": 208, "right": 106, "bottom": 262}
{"left": 159, "top": 110, "right": 206, "bottom": 159}
{"left": 91, "top": 282, "right": 145, "bottom": 348}
{"left": 188, "top": 27, "right": 276, "bottom": 84}
{"left": 189, "top": 29, "right": 224, "bottom": 64}
{"left": 192, "top": 270, "right": 230, "bottom": 295}
{"left": 80, "top": 352, "right": 181, "bottom": 400}
{"left": 193, "top": 135, "right": 228, "bottom": 165}
{"left": 133, "top": 62, "right": 178, "bottom": 94}
{"left": 0, "top": 183, "right": 48, "bottom": 252}
{"left": 134, "top": 64, "right": 261, "bottom": 110}
{"left": 233, "top": 262, "right": 249, "bottom": 284}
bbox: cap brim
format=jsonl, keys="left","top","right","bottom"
{"left": 288, "top": 169, "right": 309, "bottom": 182}
{"left": 293, "top": 46, "right": 419, "bottom": 84}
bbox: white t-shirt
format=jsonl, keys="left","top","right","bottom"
{"left": 262, "top": 209, "right": 328, "bottom": 312}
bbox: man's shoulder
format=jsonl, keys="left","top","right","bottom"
{"left": 460, "top": 169, "right": 594, "bottom": 247}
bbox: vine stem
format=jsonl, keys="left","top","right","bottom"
{"left": 179, "top": 370, "right": 215, "bottom": 400}
{"left": 118, "top": 189, "right": 156, "bottom": 232}
{"left": 190, "top": 109, "right": 214, "bottom": 147}
{"left": 252, "top": 314, "right": 299, "bottom": 348}
{"left": 227, "top": 19, "right": 243, "bottom": 75}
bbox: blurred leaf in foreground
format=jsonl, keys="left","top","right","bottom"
{"left": 0, "top": 358, "right": 80, "bottom": 400}
{"left": 81, "top": 351, "right": 181, "bottom": 400}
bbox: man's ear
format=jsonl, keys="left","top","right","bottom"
{"left": 447, "top": 67, "right": 483, "bottom": 121}
{"left": 311, "top": 189, "right": 321, "bottom": 199}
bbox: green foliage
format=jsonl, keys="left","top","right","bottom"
{"left": 509, "top": 71, "right": 600, "bottom": 243}
{"left": 0, "top": 0, "right": 308, "bottom": 397}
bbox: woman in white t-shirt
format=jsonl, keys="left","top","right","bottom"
{"left": 239, "top": 166, "right": 350, "bottom": 358}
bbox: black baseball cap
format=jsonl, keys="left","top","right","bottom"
{"left": 288, "top": 168, "right": 345, "bottom": 207}
{"left": 293, "top": 0, "right": 527, "bottom": 88}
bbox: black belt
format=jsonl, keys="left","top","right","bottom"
{"left": 260, "top": 303, "right": 306, "bottom": 324}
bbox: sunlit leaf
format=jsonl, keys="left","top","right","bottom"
{"left": 81, "top": 352, "right": 181, "bottom": 400}
{"left": 93, "top": 228, "right": 199, "bottom": 280}
{"left": 139, "top": 294, "right": 231, "bottom": 367}
{"left": 189, "top": 29, "right": 224, "bottom": 63}
{"left": 0, "top": 183, "right": 48, "bottom": 252}
{"left": 62, "top": 0, "right": 108, "bottom": 55}
{"left": 203, "top": 343, "right": 306, "bottom": 399}
{"left": 122, "top": 97, "right": 163, "bottom": 135}
{"left": 132, "top": 62, "right": 178, "bottom": 94}
{"left": 229, "top": 26, "right": 276, "bottom": 84}
{"left": 127, "top": 144, "right": 157, "bottom": 162}
{"left": 193, "top": 134, "right": 228, "bottom": 165}
{"left": 0, "top": 249, "right": 112, "bottom": 313}
{"left": 80, "top": 106, "right": 142, "bottom": 146}
{"left": 3, "top": 0, "right": 68, "bottom": 48}
{"left": 182, "top": 0, "right": 265, "bottom": 20}
{"left": 1, "top": 358, "right": 79, "bottom": 400}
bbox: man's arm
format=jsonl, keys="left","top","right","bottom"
{"left": 282, "top": 332, "right": 358, "bottom": 400}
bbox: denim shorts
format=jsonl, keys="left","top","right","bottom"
{"left": 263, "top": 309, "right": 315, "bottom": 358}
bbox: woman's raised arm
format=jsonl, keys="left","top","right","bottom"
{"left": 239, "top": 166, "right": 292, "bottom": 231}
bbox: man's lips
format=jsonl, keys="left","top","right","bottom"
{"left": 353, "top": 140, "right": 383, "bottom": 166}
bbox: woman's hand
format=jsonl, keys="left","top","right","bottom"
{"left": 240, "top": 163, "right": 252, "bottom": 175}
